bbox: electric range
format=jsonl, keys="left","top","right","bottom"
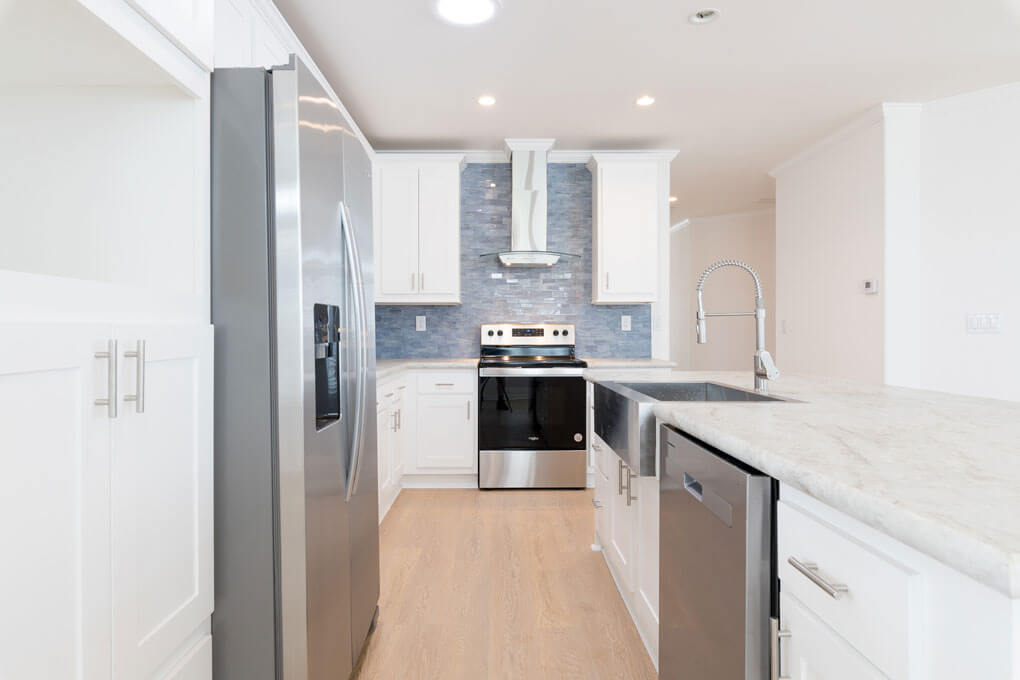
{"left": 477, "top": 323, "right": 588, "bottom": 489}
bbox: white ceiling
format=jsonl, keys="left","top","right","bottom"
{"left": 274, "top": 0, "right": 1020, "bottom": 218}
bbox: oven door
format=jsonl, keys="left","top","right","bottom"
{"left": 477, "top": 368, "right": 587, "bottom": 451}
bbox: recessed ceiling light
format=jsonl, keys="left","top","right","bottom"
{"left": 669, "top": 196, "right": 678, "bottom": 202}
{"left": 689, "top": 8, "right": 720, "bottom": 24}
{"left": 478, "top": 94, "right": 496, "bottom": 107}
{"left": 636, "top": 95, "right": 656, "bottom": 107}
{"left": 435, "top": 0, "right": 501, "bottom": 26}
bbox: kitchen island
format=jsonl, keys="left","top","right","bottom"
{"left": 584, "top": 368, "right": 1020, "bottom": 679}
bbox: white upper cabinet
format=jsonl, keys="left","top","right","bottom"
{"left": 374, "top": 155, "right": 462, "bottom": 304}
{"left": 588, "top": 153, "right": 673, "bottom": 304}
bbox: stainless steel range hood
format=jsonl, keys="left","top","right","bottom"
{"left": 483, "top": 138, "right": 580, "bottom": 267}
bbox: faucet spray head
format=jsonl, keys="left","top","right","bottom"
{"left": 696, "top": 317, "right": 707, "bottom": 344}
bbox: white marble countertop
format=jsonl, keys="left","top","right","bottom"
{"left": 583, "top": 358, "right": 677, "bottom": 370}
{"left": 584, "top": 369, "right": 1020, "bottom": 598}
{"left": 376, "top": 358, "right": 478, "bottom": 381}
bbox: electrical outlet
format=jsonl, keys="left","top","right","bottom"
{"left": 966, "top": 313, "right": 1000, "bottom": 334}
{"left": 863, "top": 279, "right": 880, "bottom": 295}
{"left": 415, "top": 315, "right": 426, "bottom": 332}
{"left": 621, "top": 315, "right": 632, "bottom": 332}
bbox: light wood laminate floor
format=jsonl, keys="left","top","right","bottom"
{"left": 353, "top": 489, "right": 657, "bottom": 680}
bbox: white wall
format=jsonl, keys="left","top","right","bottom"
{"left": 670, "top": 210, "right": 776, "bottom": 370}
{"left": 772, "top": 114, "right": 886, "bottom": 383}
{"left": 772, "top": 84, "right": 1020, "bottom": 401}
{"left": 917, "top": 83, "right": 1020, "bottom": 401}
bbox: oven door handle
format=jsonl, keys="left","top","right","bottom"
{"left": 479, "top": 368, "right": 585, "bottom": 377}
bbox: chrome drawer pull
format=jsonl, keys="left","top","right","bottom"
{"left": 769, "top": 617, "right": 792, "bottom": 680}
{"left": 788, "top": 556, "right": 849, "bottom": 599}
{"left": 617, "top": 458, "right": 624, "bottom": 495}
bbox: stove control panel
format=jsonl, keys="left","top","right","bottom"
{"left": 481, "top": 323, "right": 575, "bottom": 346}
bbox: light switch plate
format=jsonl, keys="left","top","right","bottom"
{"left": 863, "top": 279, "right": 880, "bottom": 295}
{"left": 966, "top": 313, "right": 1000, "bottom": 334}
{"left": 621, "top": 315, "right": 632, "bottom": 332}
{"left": 415, "top": 315, "right": 426, "bottom": 332}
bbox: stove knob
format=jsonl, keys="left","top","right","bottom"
{"left": 553, "top": 330, "right": 560, "bottom": 336}
{"left": 497, "top": 330, "right": 503, "bottom": 336}
{"left": 487, "top": 330, "right": 495, "bottom": 337}
{"left": 562, "top": 329, "right": 569, "bottom": 337}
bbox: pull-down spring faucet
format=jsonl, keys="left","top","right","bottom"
{"left": 696, "top": 259, "right": 780, "bottom": 394}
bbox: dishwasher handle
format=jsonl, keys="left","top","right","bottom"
{"left": 682, "top": 471, "right": 734, "bottom": 528}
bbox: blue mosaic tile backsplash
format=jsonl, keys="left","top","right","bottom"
{"left": 375, "top": 163, "right": 651, "bottom": 359}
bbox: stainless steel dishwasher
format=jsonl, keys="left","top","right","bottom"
{"left": 659, "top": 423, "right": 775, "bottom": 680}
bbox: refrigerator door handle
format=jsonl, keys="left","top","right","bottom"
{"left": 342, "top": 202, "right": 369, "bottom": 501}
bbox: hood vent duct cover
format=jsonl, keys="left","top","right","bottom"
{"left": 481, "top": 138, "right": 580, "bottom": 267}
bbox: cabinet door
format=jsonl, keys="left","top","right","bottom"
{"left": 592, "top": 443, "right": 611, "bottom": 547}
{"left": 122, "top": 0, "right": 215, "bottom": 68}
{"left": 416, "top": 162, "right": 461, "bottom": 301}
{"left": 393, "top": 388, "right": 406, "bottom": 478}
{"left": 0, "top": 325, "right": 112, "bottom": 680}
{"left": 375, "top": 162, "right": 420, "bottom": 299}
{"left": 162, "top": 634, "right": 212, "bottom": 680}
{"left": 110, "top": 324, "right": 213, "bottom": 679}
{"left": 779, "top": 592, "right": 889, "bottom": 680}
{"left": 606, "top": 458, "right": 636, "bottom": 592}
{"left": 376, "top": 401, "right": 392, "bottom": 518}
{"left": 634, "top": 475, "right": 659, "bottom": 648}
{"left": 595, "top": 162, "right": 659, "bottom": 303}
{"left": 415, "top": 393, "right": 475, "bottom": 469}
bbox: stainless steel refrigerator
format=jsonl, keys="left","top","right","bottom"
{"left": 210, "top": 56, "right": 380, "bottom": 680}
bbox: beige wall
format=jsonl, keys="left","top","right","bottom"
{"left": 670, "top": 210, "right": 776, "bottom": 370}
{"left": 773, "top": 116, "right": 886, "bottom": 383}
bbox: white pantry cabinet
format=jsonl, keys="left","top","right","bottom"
{"left": 213, "top": 0, "right": 289, "bottom": 68}
{"left": 0, "top": 323, "right": 213, "bottom": 680}
{"left": 587, "top": 153, "right": 673, "bottom": 304}
{"left": 120, "top": 0, "right": 215, "bottom": 69}
{"left": 374, "top": 155, "right": 462, "bottom": 304}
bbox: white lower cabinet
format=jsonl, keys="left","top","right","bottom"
{"left": 778, "top": 483, "right": 1019, "bottom": 680}
{"left": 0, "top": 323, "right": 213, "bottom": 680}
{"left": 377, "top": 377, "right": 407, "bottom": 522}
{"left": 412, "top": 371, "right": 476, "bottom": 472}
{"left": 161, "top": 634, "right": 212, "bottom": 680}
{"left": 779, "top": 592, "right": 888, "bottom": 680}
{"left": 591, "top": 432, "right": 658, "bottom": 666}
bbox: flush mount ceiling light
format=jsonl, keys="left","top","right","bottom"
{"left": 636, "top": 95, "right": 656, "bottom": 107}
{"left": 478, "top": 94, "right": 496, "bottom": 106}
{"left": 435, "top": 0, "right": 502, "bottom": 25}
{"left": 689, "top": 7, "right": 720, "bottom": 24}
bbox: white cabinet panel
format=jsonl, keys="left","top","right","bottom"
{"left": 0, "top": 326, "right": 112, "bottom": 680}
{"left": 589, "top": 154, "right": 670, "bottom": 304}
{"left": 417, "top": 161, "right": 461, "bottom": 300}
{"left": 607, "top": 458, "right": 636, "bottom": 592}
{"left": 111, "top": 325, "right": 213, "bottom": 679}
{"left": 124, "top": 0, "right": 214, "bottom": 69}
{"left": 376, "top": 400, "right": 393, "bottom": 519}
{"left": 416, "top": 393, "right": 475, "bottom": 470}
{"left": 634, "top": 474, "right": 659, "bottom": 655}
{"left": 375, "top": 161, "right": 420, "bottom": 298}
{"left": 161, "top": 634, "right": 212, "bottom": 680}
{"left": 780, "top": 592, "right": 889, "bottom": 680}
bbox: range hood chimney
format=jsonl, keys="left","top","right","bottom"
{"left": 490, "top": 138, "right": 579, "bottom": 267}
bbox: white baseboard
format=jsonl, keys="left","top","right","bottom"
{"left": 401, "top": 473, "right": 478, "bottom": 489}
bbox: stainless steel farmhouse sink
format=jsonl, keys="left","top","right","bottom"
{"left": 593, "top": 381, "right": 794, "bottom": 475}
{"left": 614, "top": 381, "right": 787, "bottom": 403}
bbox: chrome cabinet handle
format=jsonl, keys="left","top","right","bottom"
{"left": 770, "top": 617, "right": 792, "bottom": 680}
{"left": 625, "top": 467, "right": 638, "bottom": 506}
{"left": 396, "top": 408, "right": 401, "bottom": 430}
{"left": 466, "top": 400, "right": 471, "bottom": 421}
{"left": 788, "top": 556, "right": 849, "bottom": 599}
{"left": 435, "top": 382, "right": 454, "bottom": 387}
{"left": 605, "top": 271, "right": 610, "bottom": 290}
{"left": 123, "top": 340, "right": 146, "bottom": 413}
{"left": 94, "top": 339, "right": 118, "bottom": 418}
{"left": 410, "top": 272, "right": 416, "bottom": 291}
{"left": 390, "top": 411, "right": 398, "bottom": 432}
{"left": 617, "top": 458, "right": 624, "bottom": 495}
{"left": 420, "top": 272, "right": 424, "bottom": 290}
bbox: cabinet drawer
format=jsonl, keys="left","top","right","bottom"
{"left": 417, "top": 371, "right": 475, "bottom": 394}
{"left": 779, "top": 592, "right": 888, "bottom": 680}
{"left": 778, "top": 500, "right": 918, "bottom": 680}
